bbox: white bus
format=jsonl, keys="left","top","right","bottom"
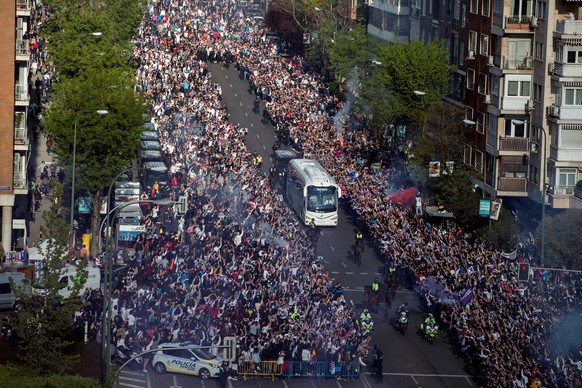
{"left": 285, "top": 159, "right": 340, "bottom": 226}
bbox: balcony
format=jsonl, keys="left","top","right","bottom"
{"left": 501, "top": 97, "right": 529, "bottom": 111}
{"left": 503, "top": 55, "right": 532, "bottom": 70}
{"left": 505, "top": 16, "right": 534, "bottom": 32}
{"left": 555, "top": 20, "right": 582, "bottom": 36}
{"left": 554, "top": 62, "right": 582, "bottom": 78}
{"left": 16, "top": 0, "right": 31, "bottom": 16}
{"left": 15, "top": 84, "right": 28, "bottom": 105}
{"left": 15, "top": 39, "right": 29, "bottom": 61}
{"left": 499, "top": 137, "right": 529, "bottom": 152}
{"left": 14, "top": 112, "right": 28, "bottom": 149}
{"left": 497, "top": 177, "right": 527, "bottom": 193}
{"left": 13, "top": 171, "right": 26, "bottom": 190}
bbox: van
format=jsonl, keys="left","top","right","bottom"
{"left": 0, "top": 272, "right": 29, "bottom": 310}
{"left": 32, "top": 265, "right": 100, "bottom": 299}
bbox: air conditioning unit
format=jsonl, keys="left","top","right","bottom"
{"left": 530, "top": 16, "right": 539, "bottom": 28}
{"left": 488, "top": 56, "right": 494, "bottom": 66}
{"left": 546, "top": 105, "right": 560, "bottom": 117}
{"left": 530, "top": 143, "right": 539, "bottom": 153}
{"left": 526, "top": 99, "right": 535, "bottom": 111}
{"left": 467, "top": 50, "right": 475, "bottom": 60}
{"left": 485, "top": 94, "right": 492, "bottom": 104}
{"left": 548, "top": 62, "right": 556, "bottom": 74}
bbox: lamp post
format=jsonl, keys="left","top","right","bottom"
{"left": 70, "top": 110, "right": 109, "bottom": 248}
{"left": 512, "top": 119, "right": 547, "bottom": 267}
{"left": 101, "top": 166, "right": 167, "bottom": 383}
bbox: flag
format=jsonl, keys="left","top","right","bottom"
{"left": 500, "top": 249, "right": 517, "bottom": 260}
{"left": 460, "top": 287, "right": 475, "bottom": 307}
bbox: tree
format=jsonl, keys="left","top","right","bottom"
{"left": 477, "top": 209, "right": 521, "bottom": 251}
{"left": 12, "top": 184, "right": 89, "bottom": 375}
{"left": 326, "top": 20, "right": 370, "bottom": 89}
{"left": 374, "top": 39, "right": 455, "bottom": 137}
{"left": 536, "top": 209, "right": 582, "bottom": 269}
{"left": 427, "top": 168, "right": 481, "bottom": 225}
{"left": 42, "top": 67, "right": 147, "bottom": 257}
{"left": 0, "top": 365, "right": 98, "bottom": 388}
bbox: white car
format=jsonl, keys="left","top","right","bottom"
{"left": 152, "top": 343, "right": 223, "bottom": 379}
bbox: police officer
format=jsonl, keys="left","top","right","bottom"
{"left": 371, "top": 277, "right": 380, "bottom": 294}
{"left": 360, "top": 309, "right": 371, "bottom": 323}
{"left": 355, "top": 230, "right": 363, "bottom": 243}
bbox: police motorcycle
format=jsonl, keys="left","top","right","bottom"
{"left": 421, "top": 314, "right": 438, "bottom": 344}
{"left": 112, "top": 336, "right": 144, "bottom": 370}
{"left": 395, "top": 304, "right": 409, "bottom": 335}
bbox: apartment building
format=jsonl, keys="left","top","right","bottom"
{"left": 366, "top": 0, "right": 582, "bottom": 209}
{"left": 0, "top": 0, "right": 31, "bottom": 252}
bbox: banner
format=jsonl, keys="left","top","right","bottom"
{"left": 428, "top": 161, "right": 440, "bottom": 177}
{"left": 460, "top": 286, "right": 475, "bottom": 307}
{"left": 478, "top": 199, "right": 491, "bottom": 216}
{"left": 489, "top": 199, "right": 502, "bottom": 220}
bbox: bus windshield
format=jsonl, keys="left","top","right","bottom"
{"left": 307, "top": 186, "right": 337, "bottom": 212}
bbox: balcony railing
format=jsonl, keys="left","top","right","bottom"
{"left": 555, "top": 62, "right": 582, "bottom": 78}
{"left": 555, "top": 185, "right": 574, "bottom": 195}
{"left": 16, "top": 0, "right": 30, "bottom": 11}
{"left": 499, "top": 137, "right": 529, "bottom": 152}
{"left": 15, "top": 39, "right": 29, "bottom": 56}
{"left": 505, "top": 15, "right": 533, "bottom": 30}
{"left": 13, "top": 171, "right": 26, "bottom": 189}
{"left": 498, "top": 177, "right": 527, "bottom": 192}
{"left": 556, "top": 20, "right": 582, "bottom": 35}
{"left": 15, "top": 84, "right": 27, "bottom": 101}
{"left": 503, "top": 55, "right": 532, "bottom": 70}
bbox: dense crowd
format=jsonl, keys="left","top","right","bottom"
{"left": 28, "top": 0, "right": 582, "bottom": 386}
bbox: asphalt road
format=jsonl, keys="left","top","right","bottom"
{"left": 115, "top": 63, "right": 474, "bottom": 388}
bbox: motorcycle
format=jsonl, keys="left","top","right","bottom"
{"left": 424, "top": 322, "right": 438, "bottom": 344}
{"left": 112, "top": 344, "right": 144, "bottom": 370}
{"left": 396, "top": 311, "right": 409, "bottom": 334}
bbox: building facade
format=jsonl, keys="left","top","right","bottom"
{"left": 367, "top": 0, "right": 582, "bottom": 209}
{"left": 0, "top": 0, "right": 31, "bottom": 252}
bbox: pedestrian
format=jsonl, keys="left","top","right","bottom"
{"left": 217, "top": 361, "right": 228, "bottom": 388}
{"left": 375, "top": 347, "right": 383, "bottom": 383}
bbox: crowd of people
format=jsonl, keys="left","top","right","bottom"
{"left": 28, "top": 0, "right": 582, "bottom": 386}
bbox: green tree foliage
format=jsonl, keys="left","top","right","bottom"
{"left": 375, "top": 39, "right": 455, "bottom": 134}
{"left": 477, "top": 208, "right": 521, "bottom": 251}
{"left": 536, "top": 209, "right": 582, "bottom": 269}
{"left": 427, "top": 168, "right": 481, "bottom": 225}
{"left": 0, "top": 365, "right": 98, "bottom": 388}
{"left": 42, "top": 0, "right": 146, "bottom": 257}
{"left": 326, "top": 21, "right": 369, "bottom": 88}
{"left": 12, "top": 184, "right": 89, "bottom": 375}
{"left": 43, "top": 67, "right": 146, "bottom": 256}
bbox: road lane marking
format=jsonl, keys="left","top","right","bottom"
{"left": 383, "top": 372, "right": 472, "bottom": 377}
{"left": 146, "top": 367, "right": 151, "bottom": 388}
{"left": 330, "top": 245, "right": 335, "bottom": 251}
{"left": 225, "top": 74, "right": 228, "bottom": 78}
{"left": 117, "top": 383, "right": 143, "bottom": 388}
{"left": 346, "top": 272, "right": 354, "bottom": 275}
{"left": 229, "top": 84, "right": 232, "bottom": 88}
{"left": 262, "top": 145, "right": 266, "bottom": 150}
{"left": 118, "top": 376, "right": 144, "bottom": 382}
{"left": 234, "top": 93, "right": 237, "bottom": 97}
{"left": 169, "top": 375, "right": 182, "bottom": 388}
{"left": 411, "top": 375, "right": 419, "bottom": 385}
{"left": 250, "top": 123, "right": 254, "bottom": 127}
{"left": 283, "top": 380, "right": 289, "bottom": 388}
{"left": 269, "top": 157, "right": 273, "bottom": 161}
{"left": 342, "top": 262, "right": 346, "bottom": 268}
{"left": 256, "top": 134, "right": 260, "bottom": 138}
{"left": 360, "top": 272, "right": 368, "bottom": 275}
{"left": 245, "top": 112, "right": 248, "bottom": 116}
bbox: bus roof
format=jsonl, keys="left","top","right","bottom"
{"left": 288, "top": 159, "right": 337, "bottom": 187}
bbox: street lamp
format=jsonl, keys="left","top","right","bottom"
{"left": 512, "top": 119, "right": 548, "bottom": 267}
{"left": 70, "top": 109, "right": 109, "bottom": 247}
{"left": 101, "top": 165, "right": 167, "bottom": 383}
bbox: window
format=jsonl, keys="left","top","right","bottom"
{"left": 467, "top": 69, "right": 475, "bottom": 90}
{"left": 536, "top": 0, "right": 547, "bottom": 19}
{"left": 477, "top": 112, "right": 486, "bottom": 134}
{"left": 480, "top": 34, "right": 489, "bottom": 56}
{"left": 500, "top": 156, "right": 527, "bottom": 178}
{"left": 504, "top": 119, "right": 528, "bottom": 137}
{"left": 557, "top": 168, "right": 577, "bottom": 194}
{"left": 464, "top": 144, "right": 473, "bottom": 165}
{"left": 469, "top": 31, "right": 477, "bottom": 54}
{"left": 507, "top": 80, "right": 530, "bottom": 97}
{"left": 564, "top": 88, "right": 582, "bottom": 105}
{"left": 461, "top": 5, "right": 467, "bottom": 27}
{"left": 535, "top": 42, "right": 544, "bottom": 61}
{"left": 478, "top": 73, "right": 487, "bottom": 95}
{"left": 475, "top": 150, "right": 484, "bottom": 173}
{"left": 470, "top": 0, "right": 478, "bottom": 13}
{"left": 566, "top": 51, "right": 582, "bottom": 64}
{"left": 482, "top": 0, "right": 490, "bottom": 16}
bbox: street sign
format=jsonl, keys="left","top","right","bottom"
{"left": 478, "top": 199, "right": 491, "bottom": 217}
{"left": 223, "top": 336, "right": 237, "bottom": 361}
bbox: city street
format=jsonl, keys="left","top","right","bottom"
{"left": 114, "top": 63, "right": 473, "bottom": 388}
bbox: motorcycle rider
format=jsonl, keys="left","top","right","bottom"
{"left": 420, "top": 313, "right": 437, "bottom": 331}
{"left": 360, "top": 309, "right": 372, "bottom": 323}
{"left": 397, "top": 303, "right": 408, "bottom": 316}
{"left": 355, "top": 230, "right": 363, "bottom": 245}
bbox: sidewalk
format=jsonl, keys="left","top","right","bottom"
{"left": 27, "top": 80, "right": 55, "bottom": 249}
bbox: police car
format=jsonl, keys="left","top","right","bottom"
{"left": 152, "top": 342, "right": 223, "bottom": 379}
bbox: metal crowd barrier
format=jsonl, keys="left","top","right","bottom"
{"left": 238, "top": 360, "right": 282, "bottom": 381}
{"left": 237, "top": 360, "right": 360, "bottom": 380}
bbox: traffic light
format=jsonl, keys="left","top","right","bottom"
{"left": 518, "top": 263, "right": 530, "bottom": 282}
